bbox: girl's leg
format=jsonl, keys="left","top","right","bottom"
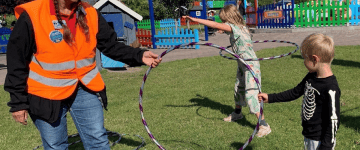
{"left": 244, "top": 62, "right": 271, "bottom": 137}
{"left": 69, "top": 87, "right": 110, "bottom": 150}
{"left": 224, "top": 67, "right": 246, "bottom": 122}
{"left": 30, "top": 105, "right": 69, "bottom": 150}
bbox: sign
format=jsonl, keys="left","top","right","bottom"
{"left": 263, "top": 10, "right": 283, "bottom": 19}
{"left": 196, "top": 11, "right": 201, "bottom": 16}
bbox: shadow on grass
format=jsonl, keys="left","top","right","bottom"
{"left": 106, "top": 129, "right": 145, "bottom": 148}
{"left": 291, "top": 55, "right": 360, "bottom": 68}
{"left": 65, "top": 129, "right": 145, "bottom": 150}
{"left": 231, "top": 142, "right": 254, "bottom": 150}
{"left": 166, "top": 94, "right": 256, "bottom": 128}
{"left": 158, "top": 140, "right": 206, "bottom": 149}
{"left": 341, "top": 106, "right": 360, "bottom": 133}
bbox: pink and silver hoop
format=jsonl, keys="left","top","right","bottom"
{"left": 139, "top": 41, "right": 299, "bottom": 150}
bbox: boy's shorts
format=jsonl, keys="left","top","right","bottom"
{"left": 234, "top": 61, "right": 261, "bottom": 114}
{"left": 304, "top": 137, "right": 321, "bottom": 150}
{"left": 303, "top": 137, "right": 336, "bottom": 150}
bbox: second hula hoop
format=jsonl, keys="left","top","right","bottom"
{"left": 220, "top": 40, "right": 300, "bottom": 61}
{"left": 138, "top": 42, "right": 276, "bottom": 150}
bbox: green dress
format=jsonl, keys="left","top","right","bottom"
{"left": 226, "top": 23, "right": 261, "bottom": 114}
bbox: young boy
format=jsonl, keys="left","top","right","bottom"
{"left": 258, "top": 33, "right": 340, "bottom": 150}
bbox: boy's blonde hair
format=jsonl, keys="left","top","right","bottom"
{"left": 219, "top": 4, "right": 245, "bottom": 28}
{"left": 301, "top": 33, "right": 335, "bottom": 63}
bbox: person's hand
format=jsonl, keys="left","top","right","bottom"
{"left": 258, "top": 93, "right": 269, "bottom": 103}
{"left": 142, "top": 51, "right": 162, "bottom": 68}
{"left": 182, "top": 16, "right": 196, "bottom": 22}
{"left": 217, "top": 30, "right": 224, "bottom": 34}
{"left": 12, "top": 110, "right": 28, "bottom": 125}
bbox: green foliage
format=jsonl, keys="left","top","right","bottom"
{"left": 3, "top": 14, "right": 16, "bottom": 28}
{"left": 123, "top": 0, "right": 193, "bottom": 20}
{"left": 1, "top": 45, "right": 359, "bottom": 149}
{"left": 122, "top": 0, "right": 150, "bottom": 19}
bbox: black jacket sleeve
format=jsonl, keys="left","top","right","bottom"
{"left": 96, "top": 10, "right": 146, "bottom": 67}
{"left": 4, "top": 12, "right": 35, "bottom": 112}
{"left": 318, "top": 85, "right": 341, "bottom": 150}
{"left": 268, "top": 73, "right": 309, "bottom": 103}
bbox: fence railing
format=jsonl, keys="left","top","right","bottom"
{"left": 137, "top": 19, "right": 160, "bottom": 30}
{"left": 257, "top": 2, "right": 295, "bottom": 29}
{"left": 160, "top": 18, "right": 181, "bottom": 28}
{"left": 246, "top": 6, "right": 258, "bottom": 27}
{"left": 294, "top": 0, "right": 349, "bottom": 28}
{"left": 136, "top": 29, "right": 153, "bottom": 48}
{"left": 180, "top": 18, "right": 200, "bottom": 25}
{"left": 349, "top": 0, "right": 360, "bottom": 25}
{"left": 155, "top": 28, "right": 199, "bottom": 49}
{"left": 137, "top": 18, "right": 182, "bottom": 29}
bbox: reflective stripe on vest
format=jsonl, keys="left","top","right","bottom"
{"left": 32, "top": 56, "right": 95, "bottom": 71}
{"left": 29, "top": 70, "right": 78, "bottom": 87}
{"left": 76, "top": 57, "right": 96, "bottom": 69}
{"left": 32, "top": 56, "right": 75, "bottom": 71}
{"left": 81, "top": 66, "right": 99, "bottom": 85}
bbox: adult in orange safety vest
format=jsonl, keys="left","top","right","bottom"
{"left": 5, "top": 0, "right": 161, "bottom": 149}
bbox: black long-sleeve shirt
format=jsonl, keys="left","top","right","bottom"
{"left": 268, "top": 72, "right": 341, "bottom": 150}
{"left": 4, "top": 10, "right": 146, "bottom": 123}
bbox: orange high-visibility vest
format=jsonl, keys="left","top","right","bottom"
{"left": 15, "top": 0, "right": 105, "bottom": 100}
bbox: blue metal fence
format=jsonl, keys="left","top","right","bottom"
{"left": 160, "top": 18, "right": 181, "bottom": 28}
{"left": 349, "top": 0, "right": 360, "bottom": 25}
{"left": 155, "top": 28, "right": 199, "bottom": 49}
{"left": 257, "top": 1, "right": 295, "bottom": 29}
{"left": 0, "top": 28, "right": 12, "bottom": 53}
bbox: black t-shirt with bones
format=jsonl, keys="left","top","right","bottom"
{"left": 268, "top": 72, "right": 341, "bottom": 150}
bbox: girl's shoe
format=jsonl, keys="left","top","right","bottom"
{"left": 256, "top": 124, "right": 271, "bottom": 137}
{"left": 223, "top": 112, "right": 244, "bottom": 122}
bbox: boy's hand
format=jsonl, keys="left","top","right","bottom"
{"left": 258, "top": 93, "right": 269, "bottom": 103}
{"left": 182, "top": 16, "right": 196, "bottom": 22}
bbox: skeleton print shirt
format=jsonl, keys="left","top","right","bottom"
{"left": 268, "top": 72, "right": 341, "bottom": 150}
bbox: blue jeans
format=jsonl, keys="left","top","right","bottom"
{"left": 30, "top": 87, "right": 110, "bottom": 150}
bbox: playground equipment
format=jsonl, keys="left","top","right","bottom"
{"left": 135, "top": 27, "right": 200, "bottom": 49}
{"left": 93, "top": 0, "right": 142, "bottom": 68}
{"left": 0, "top": 27, "right": 11, "bottom": 53}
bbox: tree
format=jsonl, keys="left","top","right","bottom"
{"left": 122, "top": 0, "right": 150, "bottom": 19}
{"left": 123, "top": 0, "right": 193, "bottom": 20}
{"left": 0, "top": 0, "right": 33, "bottom": 14}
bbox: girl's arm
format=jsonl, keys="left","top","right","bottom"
{"left": 182, "top": 16, "right": 232, "bottom": 32}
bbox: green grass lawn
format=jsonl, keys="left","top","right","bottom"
{"left": 1, "top": 45, "right": 359, "bottom": 150}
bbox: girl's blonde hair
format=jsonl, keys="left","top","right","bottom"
{"left": 219, "top": 4, "right": 245, "bottom": 27}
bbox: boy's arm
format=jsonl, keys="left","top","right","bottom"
{"left": 318, "top": 86, "right": 341, "bottom": 150}
{"left": 267, "top": 85, "right": 304, "bottom": 103}
{"left": 267, "top": 74, "right": 310, "bottom": 103}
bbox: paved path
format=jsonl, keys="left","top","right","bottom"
{"left": 1, "top": 27, "right": 360, "bottom": 85}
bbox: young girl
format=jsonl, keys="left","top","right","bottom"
{"left": 182, "top": 4, "right": 271, "bottom": 137}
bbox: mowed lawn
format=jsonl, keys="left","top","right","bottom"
{"left": 0, "top": 45, "right": 359, "bottom": 150}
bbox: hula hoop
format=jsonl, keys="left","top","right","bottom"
{"left": 33, "top": 131, "right": 145, "bottom": 150}
{"left": 220, "top": 40, "right": 300, "bottom": 61}
{"left": 139, "top": 42, "right": 276, "bottom": 150}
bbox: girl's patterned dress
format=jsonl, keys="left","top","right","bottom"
{"left": 226, "top": 23, "right": 261, "bottom": 114}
